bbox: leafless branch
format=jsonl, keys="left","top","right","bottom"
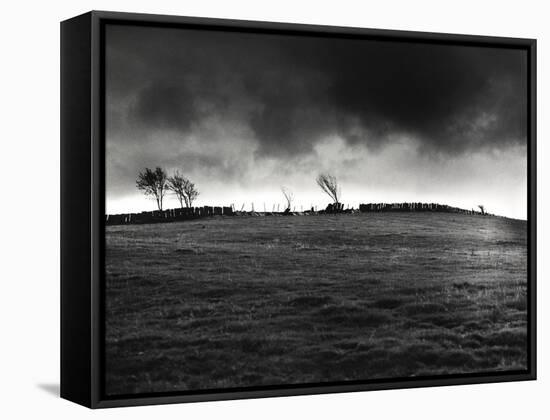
{"left": 316, "top": 173, "right": 340, "bottom": 204}
{"left": 136, "top": 167, "right": 168, "bottom": 211}
{"left": 281, "top": 186, "right": 294, "bottom": 211}
{"left": 167, "top": 170, "right": 199, "bottom": 208}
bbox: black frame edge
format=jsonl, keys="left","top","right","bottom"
{"left": 91, "top": 10, "right": 104, "bottom": 409}
{"left": 528, "top": 38, "right": 537, "bottom": 380}
{"left": 90, "top": 9, "right": 535, "bottom": 46}
{"left": 94, "top": 373, "right": 536, "bottom": 408}
{"left": 60, "top": 11, "right": 94, "bottom": 408}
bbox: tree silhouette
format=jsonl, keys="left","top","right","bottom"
{"left": 316, "top": 173, "right": 340, "bottom": 205}
{"left": 167, "top": 170, "right": 199, "bottom": 208}
{"left": 478, "top": 204, "right": 486, "bottom": 215}
{"left": 136, "top": 167, "right": 168, "bottom": 211}
{"left": 281, "top": 186, "right": 294, "bottom": 211}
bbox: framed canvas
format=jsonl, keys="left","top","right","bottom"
{"left": 60, "top": 11, "right": 536, "bottom": 408}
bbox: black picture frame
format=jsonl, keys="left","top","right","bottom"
{"left": 61, "top": 10, "right": 537, "bottom": 409}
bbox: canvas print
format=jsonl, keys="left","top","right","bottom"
{"left": 104, "top": 23, "right": 529, "bottom": 396}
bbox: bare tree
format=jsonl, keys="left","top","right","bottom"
{"left": 281, "top": 186, "right": 294, "bottom": 211}
{"left": 478, "top": 204, "right": 486, "bottom": 215}
{"left": 167, "top": 170, "right": 199, "bottom": 208}
{"left": 316, "top": 173, "right": 340, "bottom": 205}
{"left": 136, "top": 167, "right": 168, "bottom": 211}
{"left": 183, "top": 179, "right": 199, "bottom": 207}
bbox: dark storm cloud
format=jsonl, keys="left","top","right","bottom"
{"left": 313, "top": 39, "right": 527, "bottom": 154}
{"left": 131, "top": 82, "right": 198, "bottom": 131}
{"left": 106, "top": 24, "right": 527, "bottom": 159}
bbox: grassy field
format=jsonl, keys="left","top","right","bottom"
{"left": 105, "top": 212, "right": 528, "bottom": 395}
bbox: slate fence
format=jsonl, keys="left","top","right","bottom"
{"left": 358, "top": 202, "right": 488, "bottom": 215}
{"left": 105, "top": 206, "right": 233, "bottom": 226}
{"left": 105, "top": 202, "right": 488, "bottom": 226}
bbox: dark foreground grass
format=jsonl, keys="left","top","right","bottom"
{"left": 105, "top": 212, "right": 528, "bottom": 395}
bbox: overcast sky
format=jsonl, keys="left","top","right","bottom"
{"left": 105, "top": 24, "right": 528, "bottom": 219}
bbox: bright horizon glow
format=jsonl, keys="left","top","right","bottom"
{"left": 106, "top": 136, "right": 527, "bottom": 220}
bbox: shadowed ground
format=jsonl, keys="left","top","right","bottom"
{"left": 105, "top": 213, "right": 528, "bottom": 395}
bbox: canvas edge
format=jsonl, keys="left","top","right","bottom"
{"left": 60, "top": 11, "right": 94, "bottom": 408}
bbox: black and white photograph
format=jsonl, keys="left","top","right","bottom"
{"left": 103, "top": 20, "right": 530, "bottom": 396}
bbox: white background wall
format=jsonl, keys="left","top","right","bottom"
{"left": 0, "top": 0, "right": 547, "bottom": 418}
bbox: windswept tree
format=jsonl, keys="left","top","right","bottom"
{"left": 478, "top": 204, "right": 486, "bottom": 215}
{"left": 281, "top": 186, "right": 294, "bottom": 211}
{"left": 167, "top": 171, "right": 187, "bottom": 208}
{"left": 167, "top": 170, "right": 199, "bottom": 208}
{"left": 316, "top": 173, "right": 340, "bottom": 205}
{"left": 183, "top": 178, "right": 199, "bottom": 207}
{"left": 136, "top": 167, "right": 168, "bottom": 211}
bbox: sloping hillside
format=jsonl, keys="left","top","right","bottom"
{"left": 104, "top": 212, "right": 528, "bottom": 395}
